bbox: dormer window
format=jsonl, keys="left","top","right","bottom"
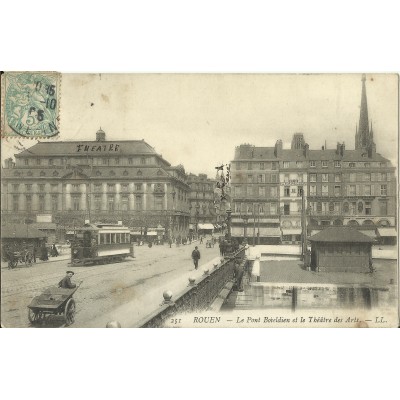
{"left": 322, "top": 161, "right": 328, "bottom": 168}
{"left": 310, "top": 161, "right": 316, "bottom": 168}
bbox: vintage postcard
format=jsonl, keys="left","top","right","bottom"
{"left": 0, "top": 73, "right": 398, "bottom": 328}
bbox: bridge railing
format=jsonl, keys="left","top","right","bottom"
{"left": 132, "top": 247, "right": 246, "bottom": 328}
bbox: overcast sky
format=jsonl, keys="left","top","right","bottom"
{"left": 1, "top": 73, "right": 398, "bottom": 176}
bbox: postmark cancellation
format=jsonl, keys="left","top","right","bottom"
{"left": 1, "top": 71, "right": 61, "bottom": 139}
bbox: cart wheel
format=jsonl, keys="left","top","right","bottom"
{"left": 28, "top": 308, "right": 39, "bottom": 324}
{"left": 10, "top": 259, "right": 18, "bottom": 269}
{"left": 25, "top": 252, "right": 33, "bottom": 267}
{"left": 64, "top": 298, "right": 76, "bottom": 326}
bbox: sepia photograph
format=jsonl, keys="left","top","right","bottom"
{"left": 1, "top": 72, "right": 398, "bottom": 328}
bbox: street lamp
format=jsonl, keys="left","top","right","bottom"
{"left": 171, "top": 189, "right": 176, "bottom": 237}
{"left": 195, "top": 203, "right": 200, "bottom": 237}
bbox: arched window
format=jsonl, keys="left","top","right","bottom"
{"left": 358, "top": 202, "right": 364, "bottom": 213}
{"left": 343, "top": 202, "right": 349, "bottom": 213}
{"left": 329, "top": 202, "right": 334, "bottom": 212}
{"left": 96, "top": 170, "right": 102, "bottom": 176}
{"left": 137, "top": 170, "right": 142, "bottom": 176}
{"left": 348, "top": 220, "right": 359, "bottom": 226}
{"left": 378, "top": 219, "right": 390, "bottom": 227}
{"left": 110, "top": 170, "right": 115, "bottom": 176}
{"left": 362, "top": 220, "right": 374, "bottom": 226}
{"left": 123, "top": 170, "right": 129, "bottom": 176}
{"left": 53, "top": 171, "right": 59, "bottom": 176}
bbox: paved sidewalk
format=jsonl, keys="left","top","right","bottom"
{"left": 80, "top": 255, "right": 222, "bottom": 328}
{"left": 1, "top": 253, "right": 71, "bottom": 270}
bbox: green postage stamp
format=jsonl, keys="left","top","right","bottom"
{"left": 1, "top": 71, "right": 61, "bottom": 138}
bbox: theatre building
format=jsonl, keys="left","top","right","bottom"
{"left": 1, "top": 129, "right": 191, "bottom": 240}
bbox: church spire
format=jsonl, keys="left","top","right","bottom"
{"left": 355, "top": 74, "right": 376, "bottom": 151}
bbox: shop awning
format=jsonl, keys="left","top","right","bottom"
{"left": 310, "top": 229, "right": 322, "bottom": 237}
{"left": 198, "top": 223, "right": 214, "bottom": 230}
{"left": 146, "top": 231, "right": 157, "bottom": 236}
{"left": 189, "top": 224, "right": 194, "bottom": 230}
{"left": 130, "top": 231, "right": 142, "bottom": 235}
{"left": 360, "top": 230, "right": 378, "bottom": 239}
{"left": 377, "top": 227, "right": 397, "bottom": 237}
{"left": 258, "top": 227, "right": 281, "bottom": 237}
{"left": 281, "top": 228, "right": 302, "bottom": 236}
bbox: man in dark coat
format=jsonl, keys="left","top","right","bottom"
{"left": 58, "top": 271, "right": 77, "bottom": 289}
{"left": 234, "top": 261, "right": 244, "bottom": 292}
{"left": 191, "top": 246, "right": 201, "bottom": 270}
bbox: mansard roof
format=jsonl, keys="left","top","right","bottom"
{"left": 234, "top": 147, "right": 276, "bottom": 160}
{"left": 15, "top": 139, "right": 169, "bottom": 162}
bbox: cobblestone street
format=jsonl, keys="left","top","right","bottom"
{"left": 1, "top": 242, "right": 220, "bottom": 328}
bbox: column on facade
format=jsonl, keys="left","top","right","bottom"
{"left": 143, "top": 183, "right": 147, "bottom": 211}
{"left": 64, "top": 183, "right": 71, "bottom": 210}
{"left": 164, "top": 183, "right": 168, "bottom": 209}
{"left": 129, "top": 182, "right": 135, "bottom": 210}
{"left": 33, "top": 184, "right": 39, "bottom": 210}
{"left": 115, "top": 183, "right": 121, "bottom": 211}
{"left": 81, "top": 183, "right": 87, "bottom": 210}
{"left": 44, "top": 184, "right": 51, "bottom": 211}
{"left": 101, "top": 183, "right": 107, "bottom": 211}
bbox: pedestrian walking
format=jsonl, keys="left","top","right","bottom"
{"left": 191, "top": 246, "right": 201, "bottom": 270}
{"left": 51, "top": 244, "right": 59, "bottom": 257}
{"left": 234, "top": 261, "right": 244, "bottom": 292}
{"left": 219, "top": 240, "right": 225, "bottom": 256}
{"left": 200, "top": 236, "right": 203, "bottom": 244}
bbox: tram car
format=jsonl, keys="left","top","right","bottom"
{"left": 71, "top": 223, "right": 132, "bottom": 266}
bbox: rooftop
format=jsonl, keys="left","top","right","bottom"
{"left": 308, "top": 226, "right": 375, "bottom": 243}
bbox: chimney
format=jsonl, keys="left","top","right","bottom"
{"left": 96, "top": 128, "right": 106, "bottom": 142}
{"left": 340, "top": 142, "right": 345, "bottom": 157}
{"left": 336, "top": 142, "right": 341, "bottom": 155}
{"left": 274, "top": 140, "right": 283, "bottom": 157}
{"left": 303, "top": 143, "right": 309, "bottom": 158}
{"left": 322, "top": 146, "right": 324, "bottom": 151}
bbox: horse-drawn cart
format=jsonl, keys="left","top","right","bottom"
{"left": 28, "top": 284, "right": 81, "bottom": 326}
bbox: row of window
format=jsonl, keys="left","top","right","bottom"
{"left": 309, "top": 200, "right": 387, "bottom": 216}
{"left": 235, "top": 162, "right": 278, "bottom": 171}
{"left": 308, "top": 184, "right": 387, "bottom": 197}
{"left": 189, "top": 183, "right": 214, "bottom": 191}
{"left": 99, "top": 233, "right": 131, "bottom": 245}
{"left": 233, "top": 186, "right": 279, "bottom": 198}
{"left": 22, "top": 156, "right": 153, "bottom": 167}
{"left": 309, "top": 172, "right": 388, "bottom": 182}
{"left": 234, "top": 202, "right": 278, "bottom": 215}
{"left": 236, "top": 160, "right": 388, "bottom": 170}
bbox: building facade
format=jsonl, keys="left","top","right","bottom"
{"left": 230, "top": 145, "right": 281, "bottom": 244}
{"left": 1, "top": 129, "right": 191, "bottom": 239}
{"left": 187, "top": 173, "right": 218, "bottom": 231}
{"left": 230, "top": 76, "right": 396, "bottom": 244}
